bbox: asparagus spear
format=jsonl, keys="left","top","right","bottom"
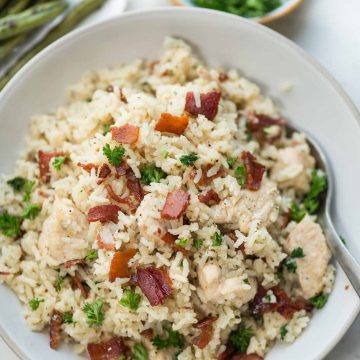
{"left": 0, "top": 35, "right": 25, "bottom": 61}
{"left": 0, "top": 0, "right": 106, "bottom": 89}
{"left": 0, "top": 1, "right": 68, "bottom": 41}
{"left": 1, "top": 0, "right": 32, "bottom": 16}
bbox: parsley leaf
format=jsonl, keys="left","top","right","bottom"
{"left": 212, "top": 232, "right": 223, "bottom": 246}
{"left": 290, "top": 247, "right": 305, "bottom": 258}
{"left": 309, "top": 294, "right": 328, "bottom": 309}
{"left": 284, "top": 247, "right": 305, "bottom": 273}
{"left": 340, "top": 236, "right": 347, "bottom": 246}
{"left": 0, "top": 212, "right": 22, "bottom": 237}
{"left": 161, "top": 150, "right": 169, "bottom": 159}
{"left": 55, "top": 276, "right": 64, "bottom": 292}
{"left": 176, "top": 238, "right": 188, "bottom": 247}
{"left": 289, "top": 202, "right": 306, "bottom": 223}
{"left": 280, "top": 325, "right": 288, "bottom": 340}
{"left": 243, "top": 278, "right": 250, "bottom": 285}
{"left": 23, "top": 180, "right": 36, "bottom": 202}
{"left": 227, "top": 156, "right": 237, "bottom": 168}
{"left": 85, "top": 249, "right": 98, "bottom": 262}
{"left": 82, "top": 299, "right": 105, "bottom": 326}
{"left": 21, "top": 203, "right": 41, "bottom": 220}
{"left": 140, "top": 164, "right": 166, "bottom": 185}
{"left": 29, "top": 297, "right": 44, "bottom": 311}
{"left": 103, "top": 123, "right": 112, "bottom": 135}
{"left": 152, "top": 328, "right": 184, "bottom": 350}
{"left": 63, "top": 311, "right": 74, "bottom": 324}
{"left": 132, "top": 343, "right": 148, "bottom": 360}
{"left": 53, "top": 155, "right": 70, "bottom": 171}
{"left": 7, "top": 177, "right": 27, "bottom": 191}
{"left": 229, "top": 325, "right": 253, "bottom": 353}
{"left": 119, "top": 289, "right": 141, "bottom": 311}
{"left": 179, "top": 152, "right": 199, "bottom": 166}
{"left": 103, "top": 144, "right": 125, "bottom": 166}
{"left": 234, "top": 165, "right": 247, "bottom": 186}
{"left": 193, "top": 238, "right": 204, "bottom": 250}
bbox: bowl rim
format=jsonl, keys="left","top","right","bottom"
{"left": 0, "top": 6, "right": 359, "bottom": 360}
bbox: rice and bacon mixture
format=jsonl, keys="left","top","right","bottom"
{"left": 0, "top": 38, "right": 334, "bottom": 360}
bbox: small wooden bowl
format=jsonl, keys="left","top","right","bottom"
{"left": 170, "top": 0, "right": 303, "bottom": 24}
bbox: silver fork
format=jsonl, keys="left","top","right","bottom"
{"left": 288, "top": 124, "right": 360, "bottom": 296}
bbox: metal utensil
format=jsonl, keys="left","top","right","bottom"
{"left": 288, "top": 124, "right": 360, "bottom": 296}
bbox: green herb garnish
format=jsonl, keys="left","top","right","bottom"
{"left": 289, "top": 202, "right": 307, "bottom": 223}
{"left": 23, "top": 180, "right": 35, "bottom": 202}
{"left": 176, "top": 238, "right": 188, "bottom": 247}
{"left": 161, "top": 150, "right": 169, "bottom": 159}
{"left": 29, "top": 297, "right": 44, "bottom": 311}
{"left": 103, "top": 123, "right": 112, "bottom": 135}
{"left": 280, "top": 325, "right": 288, "bottom": 340}
{"left": 284, "top": 247, "right": 305, "bottom": 273}
{"left": 119, "top": 289, "right": 141, "bottom": 311}
{"left": 193, "top": 238, "right": 204, "bottom": 250}
{"left": 309, "top": 294, "right": 328, "bottom": 309}
{"left": 85, "top": 249, "right": 98, "bottom": 262}
{"left": 152, "top": 328, "right": 184, "bottom": 350}
{"left": 0, "top": 212, "right": 22, "bottom": 237}
{"left": 55, "top": 276, "right": 64, "bottom": 292}
{"left": 53, "top": 155, "right": 70, "bottom": 171}
{"left": 132, "top": 343, "right": 148, "bottom": 360}
{"left": 212, "top": 232, "right": 223, "bottom": 246}
{"left": 6, "top": 176, "right": 27, "bottom": 191}
{"left": 21, "top": 203, "right": 41, "bottom": 220}
{"left": 140, "top": 164, "right": 166, "bottom": 185}
{"left": 102, "top": 144, "right": 125, "bottom": 166}
{"left": 234, "top": 165, "right": 247, "bottom": 186}
{"left": 63, "top": 311, "right": 74, "bottom": 324}
{"left": 340, "top": 236, "right": 347, "bottom": 246}
{"left": 179, "top": 152, "right": 199, "bottom": 166}
{"left": 227, "top": 156, "right": 237, "bottom": 168}
{"left": 229, "top": 325, "right": 253, "bottom": 353}
{"left": 82, "top": 299, "right": 105, "bottom": 326}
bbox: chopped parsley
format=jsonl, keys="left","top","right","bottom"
{"left": 243, "top": 278, "right": 250, "bottom": 285}
{"left": 179, "top": 152, "right": 199, "bottom": 166}
{"left": 85, "top": 249, "right": 98, "bottom": 262}
{"left": 280, "top": 325, "right": 288, "bottom": 340}
{"left": 340, "top": 236, "right": 347, "bottom": 246}
{"left": 103, "top": 123, "right": 112, "bottom": 135}
{"left": 176, "top": 238, "right": 188, "bottom": 247}
{"left": 55, "top": 276, "right": 64, "bottom": 292}
{"left": 102, "top": 144, "right": 125, "bottom": 166}
{"left": 289, "top": 203, "right": 307, "bottom": 223}
{"left": 0, "top": 212, "right": 22, "bottom": 237}
{"left": 82, "top": 299, "right": 105, "bottom": 326}
{"left": 212, "top": 232, "right": 223, "bottom": 246}
{"left": 229, "top": 325, "right": 253, "bottom": 353}
{"left": 234, "top": 165, "right": 247, "bottom": 186}
{"left": 140, "top": 164, "right": 166, "bottom": 185}
{"left": 161, "top": 150, "right": 169, "bottom": 159}
{"left": 309, "top": 294, "right": 328, "bottom": 309}
{"left": 29, "top": 297, "right": 44, "bottom": 311}
{"left": 193, "top": 238, "right": 204, "bottom": 250}
{"left": 53, "top": 155, "right": 70, "bottom": 171}
{"left": 119, "top": 289, "right": 141, "bottom": 311}
{"left": 290, "top": 247, "right": 305, "bottom": 258}
{"left": 284, "top": 247, "right": 305, "bottom": 273}
{"left": 152, "top": 328, "right": 184, "bottom": 350}
{"left": 63, "top": 311, "right": 74, "bottom": 324}
{"left": 132, "top": 343, "right": 148, "bottom": 360}
{"left": 23, "top": 180, "right": 36, "bottom": 202}
{"left": 227, "top": 156, "right": 237, "bottom": 168}
{"left": 6, "top": 176, "right": 27, "bottom": 191}
{"left": 21, "top": 203, "right": 42, "bottom": 220}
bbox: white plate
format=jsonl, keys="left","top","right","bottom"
{"left": 0, "top": 7, "right": 359, "bottom": 360}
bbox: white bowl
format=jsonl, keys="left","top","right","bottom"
{"left": 0, "top": 8, "right": 359, "bottom": 360}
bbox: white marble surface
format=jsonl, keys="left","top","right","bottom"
{"left": 1, "top": 0, "right": 359, "bottom": 359}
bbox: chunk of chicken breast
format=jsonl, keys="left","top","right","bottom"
{"left": 211, "top": 179, "right": 280, "bottom": 234}
{"left": 271, "top": 145, "right": 315, "bottom": 193}
{"left": 39, "top": 197, "right": 89, "bottom": 267}
{"left": 198, "top": 263, "right": 257, "bottom": 304}
{"left": 285, "top": 216, "right": 331, "bottom": 298}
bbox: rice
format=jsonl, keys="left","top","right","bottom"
{"left": 0, "top": 37, "right": 334, "bottom": 359}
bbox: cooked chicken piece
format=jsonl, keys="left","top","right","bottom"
{"left": 198, "top": 263, "right": 257, "bottom": 304}
{"left": 211, "top": 179, "right": 280, "bottom": 234}
{"left": 285, "top": 216, "right": 331, "bottom": 298}
{"left": 39, "top": 197, "right": 89, "bottom": 267}
{"left": 271, "top": 145, "right": 315, "bottom": 193}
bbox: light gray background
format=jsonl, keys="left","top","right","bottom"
{"left": 1, "top": 0, "right": 359, "bottom": 358}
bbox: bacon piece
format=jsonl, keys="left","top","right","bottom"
{"left": 198, "top": 164, "right": 226, "bottom": 186}
{"left": 155, "top": 113, "right": 189, "bottom": 135}
{"left": 111, "top": 124, "right": 140, "bottom": 144}
{"left": 161, "top": 232, "right": 177, "bottom": 245}
{"left": 96, "top": 234, "right": 115, "bottom": 252}
{"left": 141, "top": 328, "right": 154, "bottom": 340}
{"left": 87, "top": 337, "right": 128, "bottom": 360}
{"left": 115, "top": 162, "right": 128, "bottom": 176}
{"left": 217, "top": 346, "right": 236, "bottom": 360}
{"left": 219, "top": 73, "right": 228, "bottom": 82}
{"left": 49, "top": 310, "right": 63, "bottom": 350}
{"left": 218, "top": 347, "right": 263, "bottom": 360}
{"left": 119, "top": 88, "right": 128, "bottom": 103}
{"left": 192, "top": 316, "right": 217, "bottom": 349}
{"left": 198, "top": 189, "right": 221, "bottom": 206}
{"left": 98, "top": 164, "right": 111, "bottom": 179}
{"left": 161, "top": 189, "right": 190, "bottom": 220}
{"left": 185, "top": 91, "right": 221, "bottom": 121}
{"left": 135, "top": 266, "right": 173, "bottom": 306}
{"left": 106, "top": 85, "right": 114, "bottom": 93}
{"left": 71, "top": 271, "right": 89, "bottom": 298}
{"left": 0, "top": 271, "right": 11, "bottom": 275}
{"left": 63, "top": 259, "right": 86, "bottom": 269}
{"left": 241, "top": 152, "right": 265, "bottom": 191}
{"left": 125, "top": 168, "right": 143, "bottom": 203}
{"left": 78, "top": 162, "right": 99, "bottom": 174}
{"left": 109, "top": 249, "right": 136, "bottom": 282}
{"left": 38, "top": 150, "right": 67, "bottom": 182}
{"left": 88, "top": 205, "right": 121, "bottom": 224}
{"left": 105, "top": 184, "right": 137, "bottom": 213}
{"left": 248, "top": 112, "right": 286, "bottom": 132}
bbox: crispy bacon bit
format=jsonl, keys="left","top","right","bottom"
{"left": 71, "top": 271, "right": 89, "bottom": 298}
{"left": 226, "top": 232, "right": 246, "bottom": 255}
{"left": 219, "top": 73, "right": 228, "bottom": 82}
{"left": 0, "top": 271, "right": 11, "bottom": 275}
{"left": 155, "top": 113, "right": 189, "bottom": 135}
{"left": 63, "top": 259, "right": 86, "bottom": 269}
{"left": 161, "top": 232, "right": 177, "bottom": 245}
{"left": 248, "top": 112, "right": 286, "bottom": 132}
{"left": 105, "top": 184, "right": 137, "bottom": 213}
{"left": 78, "top": 162, "right": 99, "bottom": 174}
{"left": 109, "top": 249, "right": 137, "bottom": 282}
{"left": 50, "top": 310, "right": 63, "bottom": 350}
{"left": 98, "top": 164, "right": 111, "bottom": 179}
{"left": 119, "top": 88, "right": 128, "bottom": 103}
{"left": 192, "top": 316, "right": 217, "bottom": 349}
{"left": 38, "top": 190, "right": 49, "bottom": 198}
{"left": 217, "top": 346, "right": 236, "bottom": 360}
{"left": 135, "top": 266, "right": 173, "bottom": 306}
{"left": 106, "top": 85, "right": 114, "bottom": 93}
{"left": 161, "top": 189, "right": 190, "bottom": 220}
{"left": 242, "top": 152, "right": 265, "bottom": 191}
{"left": 185, "top": 91, "right": 221, "bottom": 121}
{"left": 96, "top": 234, "right": 115, "bottom": 252}
{"left": 198, "top": 164, "right": 226, "bottom": 186}
{"left": 125, "top": 168, "right": 143, "bottom": 203}
{"left": 111, "top": 124, "right": 140, "bottom": 144}
{"left": 198, "top": 189, "right": 221, "bottom": 206}
{"left": 87, "top": 337, "right": 128, "bottom": 360}
{"left": 218, "top": 348, "right": 264, "bottom": 360}
{"left": 141, "top": 328, "right": 154, "bottom": 340}
{"left": 88, "top": 205, "right": 121, "bottom": 224}
{"left": 38, "top": 150, "right": 67, "bottom": 182}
